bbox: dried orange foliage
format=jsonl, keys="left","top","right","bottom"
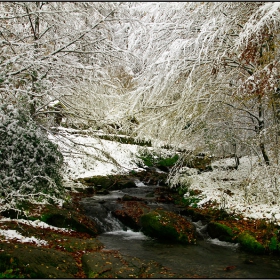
{"left": 115, "top": 200, "right": 150, "bottom": 224}
{"left": 219, "top": 218, "right": 279, "bottom": 245}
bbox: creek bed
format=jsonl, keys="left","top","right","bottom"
{"left": 81, "top": 185, "right": 280, "bottom": 278}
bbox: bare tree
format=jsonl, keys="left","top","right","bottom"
{"left": 0, "top": 2, "right": 139, "bottom": 212}
{"left": 0, "top": 2, "right": 136, "bottom": 130}
{"left": 127, "top": 2, "right": 280, "bottom": 166}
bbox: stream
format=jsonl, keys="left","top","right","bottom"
{"left": 81, "top": 184, "right": 280, "bottom": 278}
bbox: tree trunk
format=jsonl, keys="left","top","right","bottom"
{"left": 257, "top": 96, "right": 270, "bottom": 165}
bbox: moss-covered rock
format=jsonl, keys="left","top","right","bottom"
{"left": 40, "top": 213, "right": 97, "bottom": 236}
{"left": 238, "top": 232, "right": 265, "bottom": 254}
{"left": 27, "top": 199, "right": 99, "bottom": 237}
{"left": 205, "top": 218, "right": 279, "bottom": 254}
{"left": 114, "top": 201, "right": 150, "bottom": 230}
{"left": 207, "top": 222, "right": 235, "bottom": 242}
{"left": 140, "top": 210, "right": 196, "bottom": 244}
{"left": 77, "top": 175, "right": 113, "bottom": 188}
{"left": 82, "top": 251, "right": 177, "bottom": 278}
{"left": 55, "top": 236, "right": 103, "bottom": 252}
{"left": 78, "top": 175, "right": 136, "bottom": 190}
{"left": 0, "top": 242, "right": 78, "bottom": 278}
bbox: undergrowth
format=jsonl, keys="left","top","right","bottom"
{"left": 135, "top": 148, "right": 179, "bottom": 169}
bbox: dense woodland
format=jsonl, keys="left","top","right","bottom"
{"left": 1, "top": 2, "right": 280, "bottom": 211}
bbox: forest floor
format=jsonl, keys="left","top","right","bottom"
{"left": 50, "top": 127, "right": 280, "bottom": 224}
{"left": 0, "top": 171, "right": 279, "bottom": 278}
{"left": 1, "top": 128, "right": 280, "bottom": 278}
{"left": 0, "top": 180, "right": 203, "bottom": 279}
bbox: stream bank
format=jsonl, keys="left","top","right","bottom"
{"left": 0, "top": 170, "right": 200, "bottom": 278}
{"left": 1, "top": 169, "right": 280, "bottom": 278}
{"left": 0, "top": 190, "right": 185, "bottom": 278}
{"left": 79, "top": 169, "right": 280, "bottom": 255}
{"left": 79, "top": 171, "right": 280, "bottom": 278}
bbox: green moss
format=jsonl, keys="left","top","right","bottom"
{"left": 238, "top": 232, "right": 265, "bottom": 254}
{"left": 0, "top": 271, "right": 23, "bottom": 279}
{"left": 140, "top": 210, "right": 196, "bottom": 244}
{"left": 141, "top": 212, "right": 178, "bottom": 240}
{"left": 0, "top": 254, "right": 23, "bottom": 278}
{"left": 88, "top": 271, "right": 99, "bottom": 278}
{"left": 137, "top": 153, "right": 155, "bottom": 167}
{"left": 179, "top": 197, "right": 200, "bottom": 208}
{"left": 157, "top": 154, "right": 179, "bottom": 167}
{"left": 207, "top": 222, "right": 235, "bottom": 242}
{"left": 0, "top": 254, "right": 14, "bottom": 273}
{"left": 269, "top": 236, "right": 279, "bottom": 252}
{"left": 136, "top": 150, "right": 179, "bottom": 169}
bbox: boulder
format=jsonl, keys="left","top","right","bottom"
{"left": 0, "top": 242, "right": 78, "bottom": 278}
{"left": 140, "top": 210, "right": 197, "bottom": 244}
{"left": 207, "top": 221, "right": 235, "bottom": 242}
{"left": 78, "top": 175, "right": 137, "bottom": 190}
{"left": 238, "top": 232, "right": 265, "bottom": 254}
{"left": 114, "top": 201, "right": 149, "bottom": 230}
{"left": 82, "top": 251, "right": 176, "bottom": 278}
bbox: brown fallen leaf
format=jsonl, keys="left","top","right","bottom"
{"left": 225, "top": 265, "right": 236, "bottom": 271}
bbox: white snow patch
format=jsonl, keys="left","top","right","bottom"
{"left": 48, "top": 128, "right": 280, "bottom": 225}
{"left": 49, "top": 128, "right": 144, "bottom": 181}
{"left": 0, "top": 218, "right": 73, "bottom": 232}
{"left": 0, "top": 229, "right": 48, "bottom": 246}
{"left": 178, "top": 156, "right": 280, "bottom": 224}
{"left": 134, "top": 179, "right": 147, "bottom": 187}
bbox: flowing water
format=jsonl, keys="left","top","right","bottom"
{"left": 81, "top": 185, "right": 280, "bottom": 278}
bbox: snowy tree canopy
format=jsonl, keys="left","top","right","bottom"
{"left": 0, "top": 2, "right": 136, "bottom": 130}
{"left": 126, "top": 2, "right": 280, "bottom": 165}
{"left": 1, "top": 2, "right": 280, "bottom": 211}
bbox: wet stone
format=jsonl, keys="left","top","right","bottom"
{"left": 82, "top": 250, "right": 177, "bottom": 278}
{"left": 0, "top": 242, "right": 78, "bottom": 278}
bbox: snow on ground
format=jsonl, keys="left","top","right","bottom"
{"left": 0, "top": 229, "right": 48, "bottom": 246}
{"left": 0, "top": 128, "right": 145, "bottom": 245}
{"left": 3, "top": 128, "right": 278, "bottom": 246}
{"left": 50, "top": 128, "right": 280, "bottom": 225}
{"left": 178, "top": 156, "right": 280, "bottom": 225}
{"left": 0, "top": 218, "right": 72, "bottom": 246}
{"left": 49, "top": 127, "right": 144, "bottom": 181}
{"left": 0, "top": 218, "right": 72, "bottom": 232}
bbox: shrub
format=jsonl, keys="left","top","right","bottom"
{"left": 174, "top": 182, "right": 204, "bottom": 208}
{"left": 136, "top": 148, "right": 179, "bottom": 169}
{"left": 0, "top": 104, "right": 64, "bottom": 212}
{"left": 157, "top": 154, "right": 179, "bottom": 167}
